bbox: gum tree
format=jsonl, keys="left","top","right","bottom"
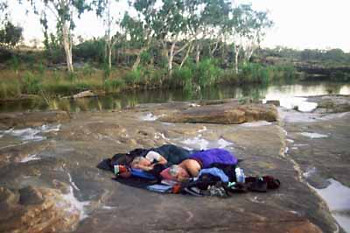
{"left": 121, "top": 0, "right": 157, "bottom": 71}
{"left": 242, "top": 10, "right": 272, "bottom": 63}
{"left": 23, "top": 0, "right": 92, "bottom": 72}
{"left": 0, "top": 1, "right": 23, "bottom": 48}
{"left": 198, "top": 0, "right": 231, "bottom": 62}
{"left": 0, "top": 21, "right": 23, "bottom": 48}
{"left": 226, "top": 4, "right": 271, "bottom": 74}
{"left": 156, "top": 0, "right": 193, "bottom": 74}
{"left": 95, "top": 0, "right": 124, "bottom": 71}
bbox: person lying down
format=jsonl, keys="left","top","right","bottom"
{"left": 117, "top": 150, "right": 167, "bottom": 178}
{"left": 111, "top": 147, "right": 280, "bottom": 195}
{"left": 160, "top": 148, "right": 238, "bottom": 182}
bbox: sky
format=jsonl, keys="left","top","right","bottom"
{"left": 7, "top": 0, "right": 350, "bottom": 52}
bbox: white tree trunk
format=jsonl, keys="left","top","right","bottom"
{"left": 62, "top": 21, "right": 74, "bottom": 73}
{"left": 132, "top": 35, "right": 151, "bottom": 71}
{"left": 234, "top": 45, "right": 240, "bottom": 74}
{"left": 180, "top": 43, "right": 192, "bottom": 68}
{"left": 168, "top": 41, "right": 176, "bottom": 73}
{"left": 108, "top": 43, "right": 112, "bottom": 70}
{"left": 105, "top": 0, "right": 113, "bottom": 71}
{"left": 210, "top": 40, "right": 219, "bottom": 57}
{"left": 245, "top": 45, "right": 255, "bottom": 63}
{"left": 195, "top": 43, "right": 200, "bottom": 64}
{"left": 132, "top": 54, "right": 141, "bottom": 71}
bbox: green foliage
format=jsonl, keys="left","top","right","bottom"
{"left": 240, "top": 63, "right": 269, "bottom": 83}
{"left": 9, "top": 55, "right": 20, "bottom": 72}
{"left": 82, "top": 63, "right": 95, "bottom": 76}
{"left": 271, "top": 65, "right": 296, "bottom": 81}
{"left": 38, "top": 60, "right": 46, "bottom": 76}
{"left": 22, "top": 72, "right": 42, "bottom": 94}
{"left": 0, "top": 80, "right": 21, "bottom": 98}
{"left": 74, "top": 38, "right": 105, "bottom": 62}
{"left": 171, "top": 66, "right": 193, "bottom": 88}
{"left": 140, "top": 51, "right": 152, "bottom": 65}
{"left": 104, "top": 78, "right": 125, "bottom": 92}
{"left": 67, "top": 72, "right": 77, "bottom": 82}
{"left": 0, "top": 21, "right": 23, "bottom": 47}
{"left": 168, "top": 59, "right": 222, "bottom": 89}
{"left": 263, "top": 47, "right": 350, "bottom": 63}
{"left": 330, "top": 71, "right": 350, "bottom": 82}
{"left": 122, "top": 68, "right": 142, "bottom": 86}
{"left": 195, "top": 59, "right": 222, "bottom": 87}
{"left": 102, "top": 62, "right": 111, "bottom": 80}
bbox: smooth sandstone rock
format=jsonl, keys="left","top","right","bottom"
{"left": 0, "top": 111, "right": 70, "bottom": 129}
{"left": 159, "top": 103, "right": 278, "bottom": 124}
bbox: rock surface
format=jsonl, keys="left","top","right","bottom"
{"left": 159, "top": 102, "right": 278, "bottom": 124}
{"left": 0, "top": 98, "right": 348, "bottom": 233}
{"left": 0, "top": 111, "right": 70, "bottom": 129}
{"left": 0, "top": 186, "right": 80, "bottom": 233}
{"left": 309, "top": 95, "right": 350, "bottom": 113}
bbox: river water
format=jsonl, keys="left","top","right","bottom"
{"left": 0, "top": 81, "right": 349, "bottom": 112}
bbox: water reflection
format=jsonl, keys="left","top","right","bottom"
{"left": 0, "top": 81, "right": 349, "bottom": 112}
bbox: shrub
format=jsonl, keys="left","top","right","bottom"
{"left": 22, "top": 71, "right": 42, "bottom": 94}
{"left": 74, "top": 39, "right": 105, "bottom": 63}
{"left": 240, "top": 63, "right": 270, "bottom": 84}
{"left": 171, "top": 66, "right": 193, "bottom": 88}
{"left": 195, "top": 59, "right": 222, "bottom": 87}
{"left": 82, "top": 63, "right": 95, "bottom": 77}
{"left": 0, "top": 80, "right": 21, "bottom": 98}
{"left": 122, "top": 69, "right": 142, "bottom": 86}
{"left": 104, "top": 78, "right": 125, "bottom": 93}
{"left": 330, "top": 71, "right": 350, "bottom": 82}
{"left": 9, "top": 55, "right": 20, "bottom": 72}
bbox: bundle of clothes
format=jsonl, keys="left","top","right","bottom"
{"left": 97, "top": 144, "right": 280, "bottom": 197}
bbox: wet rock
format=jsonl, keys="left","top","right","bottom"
{"left": 159, "top": 102, "right": 278, "bottom": 124}
{"left": 0, "top": 111, "right": 70, "bottom": 129}
{"left": 0, "top": 141, "right": 53, "bottom": 167}
{"left": 266, "top": 100, "right": 280, "bottom": 107}
{"left": 19, "top": 186, "right": 44, "bottom": 205}
{"left": 308, "top": 95, "right": 350, "bottom": 113}
{"left": 0, "top": 186, "right": 81, "bottom": 233}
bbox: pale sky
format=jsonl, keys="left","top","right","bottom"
{"left": 7, "top": 0, "right": 350, "bottom": 52}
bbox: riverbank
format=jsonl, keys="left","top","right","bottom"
{"left": 0, "top": 61, "right": 299, "bottom": 100}
{"left": 0, "top": 95, "right": 349, "bottom": 232}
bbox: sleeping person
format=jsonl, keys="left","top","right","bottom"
{"left": 160, "top": 148, "right": 238, "bottom": 182}
{"left": 118, "top": 151, "right": 167, "bottom": 178}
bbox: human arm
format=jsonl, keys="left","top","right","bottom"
{"left": 155, "top": 155, "right": 167, "bottom": 165}
{"left": 146, "top": 151, "right": 168, "bottom": 165}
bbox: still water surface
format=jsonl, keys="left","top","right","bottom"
{"left": 1, "top": 81, "right": 349, "bottom": 112}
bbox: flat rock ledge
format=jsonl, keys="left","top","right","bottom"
{"left": 309, "top": 94, "right": 350, "bottom": 113}
{"left": 0, "top": 111, "right": 70, "bottom": 129}
{"left": 159, "top": 102, "right": 278, "bottom": 124}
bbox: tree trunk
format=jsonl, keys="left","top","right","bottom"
{"left": 210, "top": 40, "right": 219, "bottom": 58}
{"left": 168, "top": 41, "right": 176, "bottom": 74}
{"left": 180, "top": 43, "right": 192, "bottom": 68}
{"left": 132, "top": 53, "right": 141, "bottom": 71}
{"left": 132, "top": 35, "right": 151, "bottom": 71}
{"left": 234, "top": 45, "right": 240, "bottom": 74}
{"left": 108, "top": 43, "right": 112, "bottom": 70}
{"left": 195, "top": 43, "right": 200, "bottom": 64}
{"left": 245, "top": 46, "right": 255, "bottom": 63}
{"left": 62, "top": 20, "right": 73, "bottom": 73}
